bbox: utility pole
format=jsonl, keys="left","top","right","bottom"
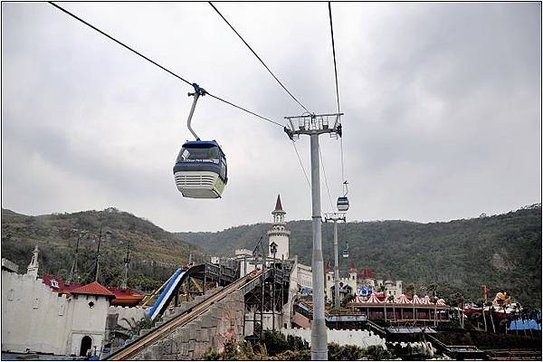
{"left": 94, "top": 226, "right": 103, "bottom": 282}
{"left": 68, "top": 231, "right": 84, "bottom": 285}
{"left": 284, "top": 112, "right": 343, "bottom": 360}
{"left": 121, "top": 241, "right": 131, "bottom": 290}
{"left": 324, "top": 213, "right": 346, "bottom": 309}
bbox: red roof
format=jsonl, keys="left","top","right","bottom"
{"left": 71, "top": 281, "right": 116, "bottom": 298}
{"left": 42, "top": 274, "right": 82, "bottom": 294}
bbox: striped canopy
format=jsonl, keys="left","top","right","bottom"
{"left": 436, "top": 298, "right": 447, "bottom": 306}
{"left": 365, "top": 293, "right": 382, "bottom": 304}
{"left": 420, "top": 295, "right": 432, "bottom": 305}
{"left": 412, "top": 294, "right": 423, "bottom": 304}
{"left": 394, "top": 294, "right": 411, "bottom": 304}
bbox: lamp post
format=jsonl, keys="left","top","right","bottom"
{"left": 270, "top": 242, "right": 278, "bottom": 331}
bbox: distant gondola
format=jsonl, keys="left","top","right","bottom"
{"left": 337, "top": 196, "right": 349, "bottom": 211}
{"left": 173, "top": 140, "right": 228, "bottom": 199}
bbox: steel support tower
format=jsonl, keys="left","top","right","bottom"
{"left": 324, "top": 213, "right": 346, "bottom": 309}
{"left": 284, "top": 112, "right": 343, "bottom": 360}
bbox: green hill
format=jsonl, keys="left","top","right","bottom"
{"left": 2, "top": 204, "right": 540, "bottom": 307}
{"left": 1, "top": 207, "right": 201, "bottom": 292}
{"left": 176, "top": 204, "right": 542, "bottom": 307}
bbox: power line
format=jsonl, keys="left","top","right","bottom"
{"left": 209, "top": 2, "right": 310, "bottom": 114}
{"left": 48, "top": 2, "right": 284, "bottom": 129}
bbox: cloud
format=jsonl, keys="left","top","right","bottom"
{"left": 2, "top": 2, "right": 540, "bottom": 231}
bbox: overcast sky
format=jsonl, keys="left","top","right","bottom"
{"left": 2, "top": 2, "right": 541, "bottom": 232}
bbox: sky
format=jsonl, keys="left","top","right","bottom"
{"left": 2, "top": 2, "right": 541, "bottom": 232}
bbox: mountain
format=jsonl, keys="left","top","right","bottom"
{"left": 176, "top": 204, "right": 542, "bottom": 307}
{"left": 1, "top": 207, "right": 202, "bottom": 292}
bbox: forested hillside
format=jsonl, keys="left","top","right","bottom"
{"left": 176, "top": 204, "right": 542, "bottom": 307}
{"left": 2, "top": 205, "right": 540, "bottom": 306}
{"left": 1, "top": 207, "right": 202, "bottom": 292}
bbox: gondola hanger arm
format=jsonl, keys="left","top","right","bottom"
{"left": 186, "top": 83, "right": 207, "bottom": 141}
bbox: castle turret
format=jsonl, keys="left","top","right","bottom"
{"left": 268, "top": 194, "right": 291, "bottom": 260}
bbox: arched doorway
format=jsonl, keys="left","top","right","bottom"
{"left": 79, "top": 336, "right": 92, "bottom": 356}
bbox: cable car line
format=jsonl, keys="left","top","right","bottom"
{"left": 48, "top": 2, "right": 192, "bottom": 87}
{"left": 48, "top": 1, "right": 284, "bottom": 129}
{"left": 328, "top": 2, "right": 350, "bottom": 212}
{"left": 291, "top": 141, "right": 311, "bottom": 188}
{"left": 209, "top": 2, "right": 310, "bottom": 114}
{"left": 206, "top": 92, "right": 283, "bottom": 127}
{"left": 328, "top": 2, "right": 341, "bottom": 114}
{"left": 319, "top": 149, "right": 335, "bottom": 212}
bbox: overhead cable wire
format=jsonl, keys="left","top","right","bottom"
{"left": 319, "top": 148, "right": 335, "bottom": 212}
{"left": 291, "top": 141, "right": 311, "bottom": 188}
{"left": 206, "top": 92, "right": 283, "bottom": 127}
{"left": 340, "top": 136, "right": 346, "bottom": 187}
{"left": 328, "top": 2, "right": 348, "bottom": 194}
{"left": 48, "top": 2, "right": 284, "bottom": 129}
{"left": 209, "top": 2, "right": 310, "bottom": 114}
{"left": 328, "top": 2, "right": 341, "bottom": 114}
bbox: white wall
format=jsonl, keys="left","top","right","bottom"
{"left": 280, "top": 327, "right": 386, "bottom": 349}
{"left": 68, "top": 294, "right": 110, "bottom": 356}
{"left": 2, "top": 271, "right": 70, "bottom": 355}
{"left": 2, "top": 270, "right": 110, "bottom": 357}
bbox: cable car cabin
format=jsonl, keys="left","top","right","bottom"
{"left": 337, "top": 196, "right": 349, "bottom": 211}
{"left": 173, "top": 140, "right": 228, "bottom": 198}
{"left": 342, "top": 249, "right": 349, "bottom": 258}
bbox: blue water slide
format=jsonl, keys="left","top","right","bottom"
{"left": 147, "top": 268, "right": 186, "bottom": 321}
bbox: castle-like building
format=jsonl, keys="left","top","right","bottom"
{"left": 2, "top": 247, "right": 114, "bottom": 357}
{"left": 236, "top": 194, "right": 401, "bottom": 307}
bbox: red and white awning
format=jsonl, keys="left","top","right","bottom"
{"left": 412, "top": 294, "right": 423, "bottom": 304}
{"left": 420, "top": 295, "right": 432, "bottom": 305}
{"left": 365, "top": 293, "right": 382, "bottom": 304}
{"left": 394, "top": 294, "right": 411, "bottom": 304}
{"left": 436, "top": 298, "right": 447, "bottom": 306}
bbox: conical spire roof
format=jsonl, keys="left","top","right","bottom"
{"left": 273, "top": 194, "right": 285, "bottom": 214}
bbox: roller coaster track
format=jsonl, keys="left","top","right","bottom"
{"left": 105, "top": 269, "right": 264, "bottom": 360}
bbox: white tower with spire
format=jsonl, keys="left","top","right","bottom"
{"left": 268, "top": 194, "right": 291, "bottom": 260}
{"left": 26, "top": 245, "right": 39, "bottom": 278}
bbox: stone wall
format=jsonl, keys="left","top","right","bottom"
{"left": 281, "top": 327, "right": 386, "bottom": 349}
{"left": 129, "top": 290, "right": 245, "bottom": 360}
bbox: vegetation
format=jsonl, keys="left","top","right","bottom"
{"left": 3, "top": 204, "right": 541, "bottom": 306}
{"left": 177, "top": 204, "right": 542, "bottom": 306}
{"left": 1, "top": 207, "right": 203, "bottom": 292}
{"left": 202, "top": 330, "right": 393, "bottom": 360}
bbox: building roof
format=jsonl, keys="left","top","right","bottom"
{"left": 71, "top": 281, "right": 116, "bottom": 298}
{"left": 43, "top": 274, "right": 82, "bottom": 294}
{"left": 273, "top": 194, "right": 285, "bottom": 213}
